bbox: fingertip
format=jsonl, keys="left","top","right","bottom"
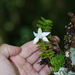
{"left": 52, "top": 36, "right": 60, "bottom": 43}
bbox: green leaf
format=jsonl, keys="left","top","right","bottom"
{"left": 45, "top": 26, "right": 52, "bottom": 29}
{"left": 37, "top": 46, "right": 43, "bottom": 49}
{"left": 38, "top": 20, "right": 44, "bottom": 25}
{"left": 36, "top": 24, "right": 42, "bottom": 28}
{"left": 46, "top": 50, "right": 54, "bottom": 54}
{"left": 44, "top": 44, "right": 52, "bottom": 46}
{"left": 51, "top": 53, "right": 66, "bottom": 72}
{"left": 47, "top": 52, "right": 54, "bottom": 55}
{"left": 42, "top": 56, "right": 48, "bottom": 59}
{"left": 44, "top": 29, "right": 51, "bottom": 32}
{"left": 45, "top": 20, "right": 53, "bottom": 24}
{"left": 40, "top": 53, "right": 46, "bottom": 56}
{"left": 41, "top": 17, "right": 46, "bottom": 22}
{"left": 39, "top": 49, "right": 45, "bottom": 52}
{"left": 49, "top": 54, "right": 54, "bottom": 58}
{"left": 37, "top": 42, "right": 43, "bottom": 45}
{"left": 47, "top": 49, "right": 53, "bottom": 52}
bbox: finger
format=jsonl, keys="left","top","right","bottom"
{"left": 39, "top": 65, "right": 51, "bottom": 75}
{"left": 33, "top": 58, "right": 44, "bottom": 72}
{"left": 26, "top": 50, "right": 41, "bottom": 64}
{"left": 16, "top": 60, "right": 39, "bottom": 75}
{"left": 0, "top": 44, "right": 21, "bottom": 58}
{"left": 51, "top": 36, "right": 60, "bottom": 43}
{"left": 20, "top": 41, "right": 38, "bottom": 58}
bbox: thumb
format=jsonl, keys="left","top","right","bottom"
{"left": 0, "top": 44, "right": 21, "bottom": 58}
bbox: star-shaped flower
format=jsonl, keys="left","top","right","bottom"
{"left": 33, "top": 28, "right": 51, "bottom": 44}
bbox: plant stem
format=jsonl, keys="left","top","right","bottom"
{"left": 42, "top": 40, "right": 51, "bottom": 59}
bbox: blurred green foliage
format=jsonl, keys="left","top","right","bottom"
{"left": 0, "top": 0, "right": 75, "bottom": 48}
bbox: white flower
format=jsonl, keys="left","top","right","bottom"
{"left": 33, "top": 28, "right": 51, "bottom": 44}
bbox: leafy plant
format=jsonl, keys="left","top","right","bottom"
{"left": 33, "top": 12, "right": 75, "bottom": 75}
{"left": 34, "top": 17, "right": 66, "bottom": 74}
{"left": 36, "top": 17, "right": 55, "bottom": 66}
{"left": 51, "top": 53, "right": 66, "bottom": 72}
{"left": 37, "top": 17, "right": 53, "bottom": 32}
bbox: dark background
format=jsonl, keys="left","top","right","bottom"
{"left": 0, "top": 0, "right": 75, "bottom": 49}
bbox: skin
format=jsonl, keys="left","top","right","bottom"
{"left": 0, "top": 41, "right": 50, "bottom": 75}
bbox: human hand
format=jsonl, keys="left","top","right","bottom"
{"left": 0, "top": 41, "right": 50, "bottom": 75}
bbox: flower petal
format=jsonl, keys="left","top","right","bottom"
{"left": 41, "top": 32, "right": 51, "bottom": 37}
{"left": 33, "top": 37, "right": 39, "bottom": 44}
{"left": 42, "top": 37, "right": 49, "bottom": 42}
{"left": 38, "top": 28, "right": 42, "bottom": 34}
{"left": 33, "top": 32, "right": 37, "bottom": 36}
